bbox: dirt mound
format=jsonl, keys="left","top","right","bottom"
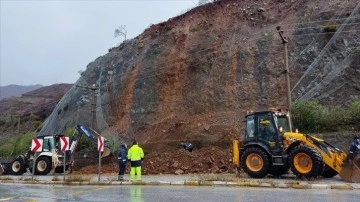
{"left": 72, "top": 145, "right": 233, "bottom": 175}
{"left": 71, "top": 132, "right": 356, "bottom": 175}
{"left": 142, "top": 145, "right": 232, "bottom": 175}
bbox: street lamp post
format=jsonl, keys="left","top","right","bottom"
{"left": 277, "top": 26, "right": 293, "bottom": 132}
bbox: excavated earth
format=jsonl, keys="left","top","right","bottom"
{"left": 72, "top": 132, "right": 356, "bottom": 175}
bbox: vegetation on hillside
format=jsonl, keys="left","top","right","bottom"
{"left": 292, "top": 100, "right": 360, "bottom": 133}
{"left": 0, "top": 132, "right": 34, "bottom": 156}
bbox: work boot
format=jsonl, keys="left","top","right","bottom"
{"left": 118, "top": 175, "right": 124, "bottom": 181}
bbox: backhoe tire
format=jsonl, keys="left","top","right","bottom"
{"left": 241, "top": 147, "right": 270, "bottom": 178}
{"left": 35, "top": 156, "right": 52, "bottom": 175}
{"left": 321, "top": 165, "right": 338, "bottom": 178}
{"left": 11, "top": 157, "right": 26, "bottom": 175}
{"left": 289, "top": 145, "right": 323, "bottom": 179}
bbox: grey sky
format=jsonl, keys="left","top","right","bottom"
{"left": 0, "top": 0, "right": 197, "bottom": 86}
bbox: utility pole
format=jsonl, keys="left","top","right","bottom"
{"left": 277, "top": 26, "right": 293, "bottom": 132}
{"left": 17, "top": 114, "right": 20, "bottom": 135}
{"left": 11, "top": 113, "right": 21, "bottom": 136}
{"left": 76, "top": 84, "right": 97, "bottom": 129}
{"left": 90, "top": 84, "right": 97, "bottom": 129}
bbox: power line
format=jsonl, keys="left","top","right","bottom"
{"left": 292, "top": 29, "right": 360, "bottom": 36}
{"left": 292, "top": 1, "right": 360, "bottom": 93}
{"left": 283, "top": 22, "right": 360, "bottom": 32}
{"left": 279, "top": 15, "right": 360, "bottom": 27}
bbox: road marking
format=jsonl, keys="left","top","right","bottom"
{"left": 0, "top": 197, "right": 14, "bottom": 201}
{"left": 67, "top": 186, "right": 111, "bottom": 197}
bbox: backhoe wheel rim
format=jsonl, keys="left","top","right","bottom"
{"left": 294, "top": 153, "right": 313, "bottom": 174}
{"left": 12, "top": 161, "right": 21, "bottom": 172}
{"left": 246, "top": 153, "right": 263, "bottom": 172}
{"left": 37, "top": 160, "right": 47, "bottom": 172}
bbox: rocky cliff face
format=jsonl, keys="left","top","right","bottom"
{"left": 39, "top": 0, "right": 360, "bottom": 150}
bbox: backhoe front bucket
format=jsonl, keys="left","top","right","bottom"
{"left": 339, "top": 153, "right": 360, "bottom": 183}
{"left": 101, "top": 147, "right": 112, "bottom": 158}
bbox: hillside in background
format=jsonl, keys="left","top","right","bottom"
{"left": 0, "top": 84, "right": 43, "bottom": 100}
{"left": 39, "top": 0, "right": 359, "bottom": 137}
{"left": 1, "top": 0, "right": 359, "bottom": 174}
{"left": 0, "top": 84, "right": 73, "bottom": 143}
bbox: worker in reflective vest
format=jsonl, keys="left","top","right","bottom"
{"left": 127, "top": 140, "right": 144, "bottom": 181}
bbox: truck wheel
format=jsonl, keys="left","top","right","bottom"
{"left": 241, "top": 147, "right": 270, "bottom": 178}
{"left": 289, "top": 145, "right": 323, "bottom": 179}
{"left": 321, "top": 165, "right": 338, "bottom": 178}
{"left": 35, "top": 156, "right": 52, "bottom": 175}
{"left": 11, "top": 158, "right": 26, "bottom": 175}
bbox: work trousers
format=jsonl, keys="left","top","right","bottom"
{"left": 118, "top": 163, "right": 126, "bottom": 176}
{"left": 130, "top": 166, "right": 142, "bottom": 181}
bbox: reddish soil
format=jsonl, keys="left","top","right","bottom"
{"left": 72, "top": 145, "right": 233, "bottom": 175}
{"left": 71, "top": 132, "right": 356, "bottom": 175}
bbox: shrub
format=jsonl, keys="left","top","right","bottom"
{"left": 33, "top": 121, "right": 43, "bottom": 131}
{"left": 292, "top": 100, "right": 360, "bottom": 132}
{"left": 350, "top": 100, "right": 360, "bottom": 125}
{"left": 322, "top": 24, "right": 337, "bottom": 33}
{"left": 0, "top": 132, "right": 34, "bottom": 156}
{"left": 292, "top": 100, "right": 326, "bottom": 133}
{"left": 321, "top": 107, "right": 351, "bottom": 131}
{"left": 0, "top": 142, "right": 15, "bottom": 156}
{"left": 64, "top": 128, "right": 76, "bottom": 137}
{"left": 138, "top": 41, "right": 144, "bottom": 49}
{"left": 353, "top": 48, "right": 360, "bottom": 56}
{"left": 13, "top": 132, "right": 34, "bottom": 155}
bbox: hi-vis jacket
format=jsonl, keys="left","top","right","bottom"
{"left": 127, "top": 144, "right": 144, "bottom": 167}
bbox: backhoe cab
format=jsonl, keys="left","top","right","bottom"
{"left": 4, "top": 125, "right": 111, "bottom": 176}
{"left": 233, "top": 110, "right": 360, "bottom": 182}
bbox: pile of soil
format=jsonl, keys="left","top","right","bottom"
{"left": 72, "top": 145, "right": 233, "bottom": 175}
{"left": 71, "top": 132, "right": 357, "bottom": 175}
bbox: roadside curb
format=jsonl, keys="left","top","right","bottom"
{"left": 0, "top": 178, "right": 359, "bottom": 190}
{"left": 310, "top": 184, "right": 330, "bottom": 189}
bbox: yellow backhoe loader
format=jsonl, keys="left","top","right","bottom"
{"left": 232, "top": 110, "right": 360, "bottom": 182}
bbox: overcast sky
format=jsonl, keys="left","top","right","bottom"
{"left": 0, "top": 0, "right": 198, "bottom": 86}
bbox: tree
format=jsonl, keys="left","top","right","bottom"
{"left": 114, "top": 25, "right": 127, "bottom": 41}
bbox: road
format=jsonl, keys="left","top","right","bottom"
{"left": 0, "top": 184, "right": 359, "bottom": 202}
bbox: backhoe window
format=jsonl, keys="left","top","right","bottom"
{"left": 276, "top": 115, "right": 290, "bottom": 132}
{"left": 245, "top": 115, "right": 255, "bottom": 138}
{"left": 42, "top": 138, "right": 56, "bottom": 152}
{"left": 258, "top": 114, "right": 276, "bottom": 142}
